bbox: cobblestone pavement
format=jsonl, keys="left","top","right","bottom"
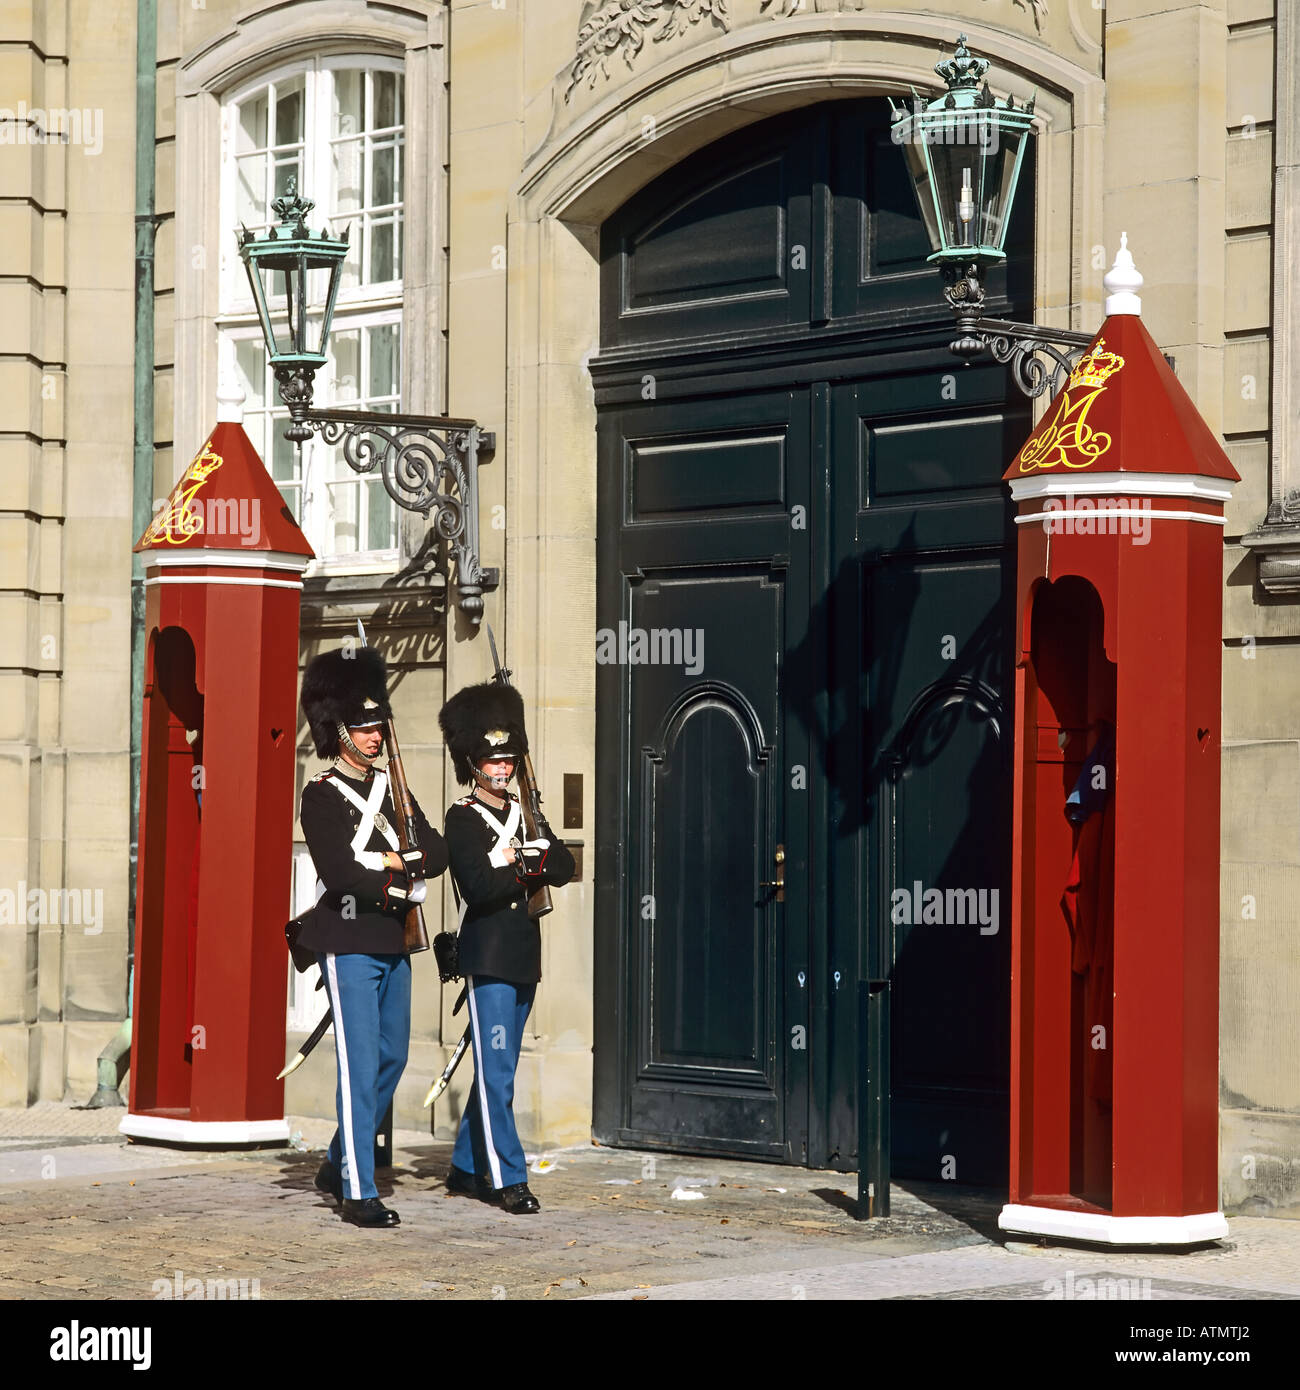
{"left": 1, "top": 1104, "right": 1298, "bottom": 1303}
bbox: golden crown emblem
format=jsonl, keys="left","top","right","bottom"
{"left": 1067, "top": 338, "right": 1125, "bottom": 391}
{"left": 186, "top": 439, "right": 224, "bottom": 484}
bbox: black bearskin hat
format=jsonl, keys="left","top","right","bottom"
{"left": 301, "top": 646, "right": 392, "bottom": 760}
{"left": 439, "top": 681, "right": 529, "bottom": 785}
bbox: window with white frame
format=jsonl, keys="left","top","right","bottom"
{"left": 219, "top": 57, "right": 405, "bottom": 566}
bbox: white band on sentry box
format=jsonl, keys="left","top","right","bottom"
{"left": 999, "top": 1203, "right": 1228, "bottom": 1245}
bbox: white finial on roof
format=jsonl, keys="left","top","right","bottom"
{"left": 216, "top": 337, "right": 246, "bottom": 423}
{"left": 1103, "top": 232, "right": 1143, "bottom": 316}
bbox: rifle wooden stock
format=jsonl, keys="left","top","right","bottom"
{"left": 383, "top": 716, "right": 431, "bottom": 954}
{"left": 518, "top": 752, "right": 553, "bottom": 921}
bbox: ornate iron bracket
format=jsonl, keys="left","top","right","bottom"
{"left": 941, "top": 261, "right": 1094, "bottom": 399}
{"left": 290, "top": 405, "right": 500, "bottom": 625}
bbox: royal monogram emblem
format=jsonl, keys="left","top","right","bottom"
{"left": 140, "top": 437, "right": 225, "bottom": 545}
{"left": 1016, "top": 339, "right": 1126, "bottom": 473}
{"left": 373, "top": 811, "right": 390, "bottom": 834}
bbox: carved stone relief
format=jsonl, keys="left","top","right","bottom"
{"left": 566, "top": 0, "right": 1051, "bottom": 101}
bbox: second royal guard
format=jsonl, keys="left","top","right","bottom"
{"left": 438, "top": 680, "right": 575, "bottom": 1214}
{"left": 298, "top": 645, "right": 448, "bottom": 1228}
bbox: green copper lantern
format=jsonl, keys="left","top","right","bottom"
{"left": 237, "top": 180, "right": 349, "bottom": 440}
{"left": 889, "top": 35, "right": 1035, "bottom": 265}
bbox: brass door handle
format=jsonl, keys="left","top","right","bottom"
{"left": 760, "top": 844, "right": 786, "bottom": 902}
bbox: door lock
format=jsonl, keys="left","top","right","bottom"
{"left": 759, "top": 844, "right": 786, "bottom": 903}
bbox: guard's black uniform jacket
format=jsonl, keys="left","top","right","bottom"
{"left": 444, "top": 792, "right": 575, "bottom": 983}
{"left": 298, "top": 764, "right": 448, "bottom": 956}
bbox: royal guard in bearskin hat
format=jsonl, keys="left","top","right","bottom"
{"left": 298, "top": 645, "right": 447, "bottom": 1227}
{"left": 438, "top": 681, "right": 575, "bottom": 1214}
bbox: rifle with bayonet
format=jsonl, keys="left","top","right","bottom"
{"left": 487, "top": 624, "right": 551, "bottom": 921}
{"left": 360, "top": 620, "right": 430, "bottom": 955}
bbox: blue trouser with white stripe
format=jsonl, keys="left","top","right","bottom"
{"left": 451, "top": 975, "right": 536, "bottom": 1190}
{"left": 318, "top": 951, "right": 410, "bottom": 1201}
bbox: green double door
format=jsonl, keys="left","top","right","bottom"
{"left": 592, "top": 99, "right": 1031, "bottom": 1180}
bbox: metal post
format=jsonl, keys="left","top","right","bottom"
{"left": 857, "top": 978, "right": 891, "bottom": 1218}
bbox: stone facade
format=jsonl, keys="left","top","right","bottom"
{"left": 1, "top": 0, "right": 1295, "bottom": 1214}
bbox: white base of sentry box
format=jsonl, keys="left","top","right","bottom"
{"left": 999, "top": 1203, "right": 1228, "bottom": 1246}
{"left": 119, "top": 1114, "right": 290, "bottom": 1146}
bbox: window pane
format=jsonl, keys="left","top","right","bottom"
{"left": 331, "top": 328, "right": 361, "bottom": 402}
{"left": 234, "top": 338, "right": 265, "bottom": 408}
{"left": 328, "top": 468, "right": 360, "bottom": 551}
{"left": 237, "top": 93, "right": 267, "bottom": 154}
{"left": 273, "top": 155, "right": 303, "bottom": 204}
{"left": 368, "top": 323, "right": 400, "bottom": 399}
{"left": 275, "top": 77, "right": 305, "bottom": 148}
{"left": 367, "top": 481, "right": 394, "bottom": 551}
{"left": 333, "top": 138, "right": 363, "bottom": 217}
{"left": 271, "top": 427, "right": 297, "bottom": 485}
{"left": 236, "top": 154, "right": 266, "bottom": 227}
{"left": 373, "top": 71, "right": 401, "bottom": 130}
{"left": 369, "top": 219, "right": 396, "bottom": 283}
{"left": 337, "top": 233, "right": 364, "bottom": 293}
{"left": 333, "top": 69, "right": 363, "bottom": 139}
{"left": 372, "top": 143, "right": 397, "bottom": 208}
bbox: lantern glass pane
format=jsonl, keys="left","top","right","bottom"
{"left": 898, "top": 137, "right": 943, "bottom": 254}
{"left": 280, "top": 267, "right": 299, "bottom": 353}
{"left": 926, "top": 141, "right": 982, "bottom": 252}
{"left": 980, "top": 127, "right": 1030, "bottom": 252}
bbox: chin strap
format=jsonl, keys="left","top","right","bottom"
{"left": 338, "top": 722, "right": 382, "bottom": 765}
{"left": 472, "top": 765, "right": 514, "bottom": 793}
{"left": 472, "top": 761, "right": 517, "bottom": 795}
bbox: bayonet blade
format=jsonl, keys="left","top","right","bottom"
{"left": 486, "top": 623, "right": 510, "bottom": 685}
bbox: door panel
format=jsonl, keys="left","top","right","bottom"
{"left": 600, "top": 115, "right": 815, "bottom": 348}
{"left": 596, "top": 388, "right": 811, "bottom": 1162}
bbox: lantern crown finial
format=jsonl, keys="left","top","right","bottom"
{"left": 935, "top": 34, "right": 990, "bottom": 92}
{"left": 270, "top": 175, "right": 315, "bottom": 228}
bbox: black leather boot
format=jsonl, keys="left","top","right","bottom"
{"left": 341, "top": 1197, "right": 400, "bottom": 1228}
{"left": 446, "top": 1166, "right": 500, "bottom": 1203}
{"left": 315, "top": 1160, "right": 343, "bottom": 1205}
{"left": 499, "top": 1183, "right": 540, "bottom": 1215}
